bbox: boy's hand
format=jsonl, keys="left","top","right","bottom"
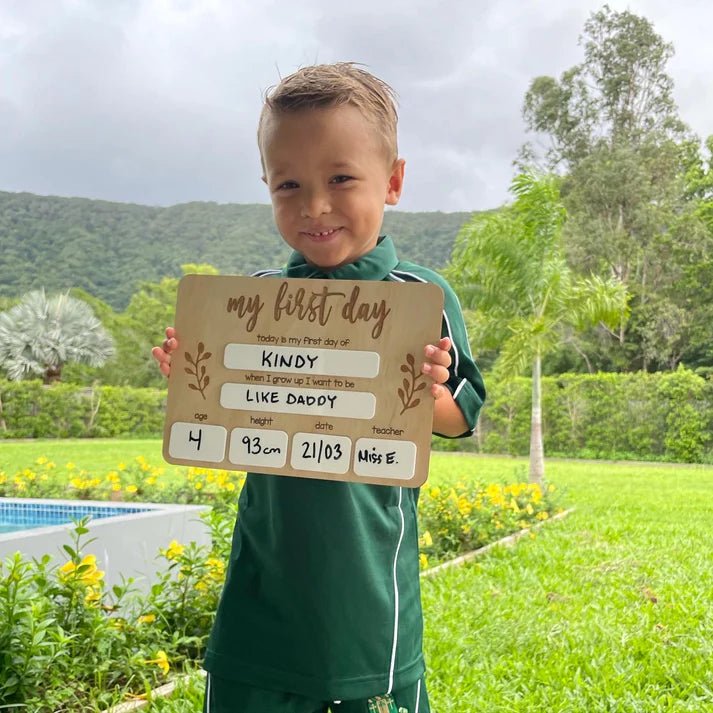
{"left": 151, "top": 327, "right": 178, "bottom": 378}
{"left": 421, "top": 336, "right": 453, "bottom": 399}
{"left": 424, "top": 336, "right": 469, "bottom": 437}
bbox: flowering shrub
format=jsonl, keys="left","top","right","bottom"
{"left": 0, "top": 455, "right": 245, "bottom": 506}
{"left": 418, "top": 480, "right": 560, "bottom": 568}
{"left": 0, "top": 455, "right": 562, "bottom": 708}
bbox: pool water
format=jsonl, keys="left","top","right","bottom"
{"left": 0, "top": 524, "right": 26, "bottom": 534}
{"left": 0, "top": 501, "right": 151, "bottom": 536}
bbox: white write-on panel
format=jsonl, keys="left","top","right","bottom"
{"left": 228, "top": 427, "right": 288, "bottom": 468}
{"left": 168, "top": 422, "right": 227, "bottom": 463}
{"left": 224, "top": 344, "right": 380, "bottom": 378}
{"left": 353, "top": 438, "right": 417, "bottom": 480}
{"left": 291, "top": 433, "right": 352, "bottom": 475}
{"left": 220, "top": 384, "right": 376, "bottom": 419}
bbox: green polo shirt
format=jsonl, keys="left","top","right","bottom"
{"left": 204, "top": 236, "right": 485, "bottom": 701}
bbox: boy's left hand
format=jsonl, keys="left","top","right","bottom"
{"left": 421, "top": 337, "right": 453, "bottom": 400}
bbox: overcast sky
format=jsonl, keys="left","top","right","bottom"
{"left": 1, "top": 0, "right": 711, "bottom": 212}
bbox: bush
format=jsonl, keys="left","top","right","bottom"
{"left": 0, "top": 380, "right": 165, "bottom": 438}
{"left": 3, "top": 367, "right": 712, "bottom": 463}
{"left": 433, "top": 367, "right": 713, "bottom": 463}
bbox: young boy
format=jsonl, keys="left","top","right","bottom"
{"left": 153, "top": 63, "right": 485, "bottom": 713}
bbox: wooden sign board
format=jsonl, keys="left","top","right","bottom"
{"left": 162, "top": 275, "right": 444, "bottom": 488}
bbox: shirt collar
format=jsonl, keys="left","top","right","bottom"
{"left": 283, "top": 236, "right": 399, "bottom": 281}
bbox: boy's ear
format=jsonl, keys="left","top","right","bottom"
{"left": 385, "top": 159, "right": 406, "bottom": 206}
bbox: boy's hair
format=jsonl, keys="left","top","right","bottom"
{"left": 258, "top": 62, "right": 399, "bottom": 161}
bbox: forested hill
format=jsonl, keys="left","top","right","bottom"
{"left": 0, "top": 191, "right": 474, "bottom": 309}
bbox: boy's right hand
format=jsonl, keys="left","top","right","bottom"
{"left": 151, "top": 327, "right": 178, "bottom": 378}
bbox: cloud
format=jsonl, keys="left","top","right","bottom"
{"left": 0, "top": 0, "right": 711, "bottom": 211}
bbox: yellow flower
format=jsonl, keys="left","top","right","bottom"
{"left": 36, "top": 456, "right": 49, "bottom": 465}
{"left": 126, "top": 484, "right": 138, "bottom": 494}
{"left": 419, "top": 531, "right": 433, "bottom": 548}
{"left": 419, "top": 553, "right": 429, "bottom": 570}
{"left": 85, "top": 586, "right": 102, "bottom": 605}
{"left": 145, "top": 477, "right": 157, "bottom": 486}
{"left": 195, "top": 481, "right": 203, "bottom": 490}
{"left": 138, "top": 613, "right": 156, "bottom": 624}
{"left": 536, "top": 511, "right": 549, "bottom": 521}
{"left": 112, "top": 484, "right": 122, "bottom": 492}
{"left": 206, "top": 557, "right": 225, "bottom": 580}
{"left": 144, "top": 650, "right": 170, "bottom": 675}
{"left": 118, "top": 462, "right": 127, "bottom": 471}
{"left": 429, "top": 487, "right": 441, "bottom": 498}
{"left": 59, "top": 555, "right": 105, "bottom": 587}
{"left": 457, "top": 496, "right": 473, "bottom": 516}
{"left": 164, "top": 540, "right": 184, "bottom": 560}
{"left": 66, "top": 462, "right": 76, "bottom": 470}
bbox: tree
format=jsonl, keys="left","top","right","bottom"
{"left": 0, "top": 290, "right": 114, "bottom": 383}
{"left": 520, "top": 6, "right": 704, "bottom": 372}
{"left": 522, "top": 5, "right": 686, "bottom": 167}
{"left": 446, "top": 173, "right": 628, "bottom": 484}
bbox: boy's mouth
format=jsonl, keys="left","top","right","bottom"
{"left": 302, "top": 227, "right": 342, "bottom": 241}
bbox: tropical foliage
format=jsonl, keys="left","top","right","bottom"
{"left": 446, "top": 173, "right": 627, "bottom": 482}
{"left": 0, "top": 290, "right": 114, "bottom": 383}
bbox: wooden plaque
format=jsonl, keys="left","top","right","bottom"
{"left": 162, "top": 275, "right": 444, "bottom": 487}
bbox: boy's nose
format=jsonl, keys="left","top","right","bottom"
{"left": 300, "top": 190, "right": 331, "bottom": 218}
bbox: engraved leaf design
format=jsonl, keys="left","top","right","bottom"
{"left": 403, "top": 378, "right": 409, "bottom": 392}
{"left": 406, "top": 353, "right": 415, "bottom": 366}
{"left": 188, "top": 384, "right": 199, "bottom": 391}
{"left": 416, "top": 382, "right": 427, "bottom": 391}
{"left": 203, "top": 352, "right": 212, "bottom": 360}
{"left": 201, "top": 365, "right": 206, "bottom": 377}
{"left": 400, "top": 364, "right": 409, "bottom": 373}
{"left": 411, "top": 398, "right": 421, "bottom": 409}
{"left": 184, "top": 352, "right": 193, "bottom": 363}
{"left": 398, "top": 388, "right": 405, "bottom": 401}
{"left": 184, "top": 368, "right": 193, "bottom": 375}
{"left": 203, "top": 376, "right": 210, "bottom": 387}
{"left": 198, "top": 342, "right": 204, "bottom": 354}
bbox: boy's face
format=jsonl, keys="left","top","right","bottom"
{"left": 261, "top": 104, "right": 405, "bottom": 270}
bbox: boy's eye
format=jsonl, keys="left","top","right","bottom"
{"left": 276, "top": 181, "right": 298, "bottom": 191}
{"left": 330, "top": 175, "right": 353, "bottom": 184}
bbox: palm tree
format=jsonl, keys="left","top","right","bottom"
{"left": 446, "top": 173, "right": 628, "bottom": 484}
{"left": 0, "top": 290, "right": 115, "bottom": 384}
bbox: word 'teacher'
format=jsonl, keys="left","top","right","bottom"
{"left": 162, "top": 275, "right": 444, "bottom": 487}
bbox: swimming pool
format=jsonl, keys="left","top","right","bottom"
{"left": 0, "top": 500, "right": 151, "bottom": 534}
{"left": 0, "top": 498, "right": 211, "bottom": 590}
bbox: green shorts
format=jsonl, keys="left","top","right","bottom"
{"left": 202, "top": 672, "right": 430, "bottom": 713}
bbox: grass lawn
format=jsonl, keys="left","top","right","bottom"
{"left": 1, "top": 438, "right": 166, "bottom": 475}
{"left": 424, "top": 457, "right": 713, "bottom": 712}
{"left": 3, "top": 442, "right": 713, "bottom": 711}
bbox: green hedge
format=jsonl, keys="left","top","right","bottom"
{"left": 2, "top": 368, "right": 712, "bottom": 462}
{"left": 0, "top": 381, "right": 165, "bottom": 438}
{"left": 470, "top": 367, "right": 713, "bottom": 463}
